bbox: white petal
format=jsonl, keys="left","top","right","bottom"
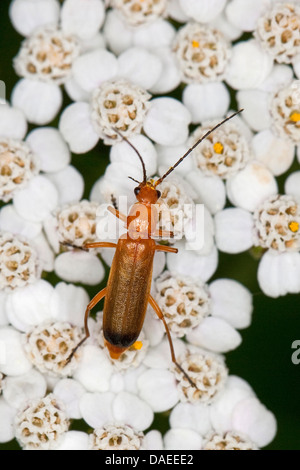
{"left": 179, "top": 0, "right": 226, "bottom": 23}
{"left": 137, "top": 369, "right": 179, "bottom": 412}
{"left": 185, "top": 170, "right": 226, "bottom": 214}
{"left": 6, "top": 280, "right": 54, "bottom": 331}
{"left": 72, "top": 49, "right": 118, "bottom": 93}
{"left": 182, "top": 82, "right": 230, "bottom": 124}
{"left": 59, "top": 102, "right": 99, "bottom": 154}
{"left": 186, "top": 317, "right": 242, "bottom": 353}
{"left": 0, "top": 104, "right": 27, "bottom": 139}
{"left": 152, "top": 251, "right": 166, "bottom": 280}
{"left": 293, "top": 54, "right": 300, "bottom": 78}
{"left": 50, "top": 282, "right": 89, "bottom": 327}
{"left": 167, "top": 0, "right": 190, "bottom": 23}
{"left": 0, "top": 204, "right": 42, "bottom": 239}
{"left": 80, "top": 32, "right": 106, "bottom": 53}
{"left": 54, "top": 251, "right": 105, "bottom": 285}
{"left": 53, "top": 378, "right": 86, "bottom": 419}
{"left": 212, "top": 11, "right": 242, "bottom": 41}
{"left": 214, "top": 207, "right": 254, "bottom": 253}
{"left": 56, "top": 431, "right": 89, "bottom": 450}
{"left": 258, "top": 251, "right": 300, "bottom": 298}
{"left": 164, "top": 428, "right": 202, "bottom": 450}
{"left": 144, "top": 97, "right": 191, "bottom": 146}
{"left": 74, "top": 345, "right": 113, "bottom": 392}
{"left": 232, "top": 397, "right": 277, "bottom": 448}
{"left": 30, "top": 231, "right": 54, "bottom": 272}
{"left": 0, "top": 327, "right": 32, "bottom": 376}
{"left": 64, "top": 76, "right": 90, "bottom": 102}
{"left": 210, "top": 376, "right": 255, "bottom": 432}
{"left": 79, "top": 391, "right": 114, "bottom": 427}
{"left": 251, "top": 129, "right": 295, "bottom": 176}
{"left": 225, "top": 40, "right": 274, "bottom": 90}
{"left": 144, "top": 430, "right": 164, "bottom": 450}
{"left": 167, "top": 241, "right": 218, "bottom": 283}
{"left": 102, "top": 10, "right": 133, "bottom": 55}
{"left": 143, "top": 338, "right": 186, "bottom": 370}
{"left": 285, "top": 171, "right": 300, "bottom": 200}
{"left": 226, "top": 162, "right": 278, "bottom": 212}
{"left": 169, "top": 402, "right": 211, "bottom": 436}
{"left": 149, "top": 47, "right": 182, "bottom": 94}
{"left": 143, "top": 310, "right": 165, "bottom": 348}
{"left": 237, "top": 89, "right": 272, "bottom": 132}
{"left": 113, "top": 391, "right": 154, "bottom": 431}
{"left": 13, "top": 175, "right": 59, "bottom": 222}
{"left": 117, "top": 47, "right": 162, "bottom": 91}
{"left": 0, "top": 292, "right": 9, "bottom": 327}
{"left": 3, "top": 369, "right": 47, "bottom": 410}
{"left": 47, "top": 165, "right": 85, "bottom": 205}
{"left": 156, "top": 142, "right": 193, "bottom": 178}
{"left": 209, "top": 278, "right": 253, "bottom": 329}
{"left": 258, "top": 64, "right": 293, "bottom": 93}
{"left": 0, "top": 398, "right": 16, "bottom": 443}
{"left": 26, "top": 127, "right": 70, "bottom": 173}
{"left": 61, "top": 0, "right": 105, "bottom": 40}
{"left": 12, "top": 79, "right": 63, "bottom": 125}
{"left": 225, "top": 0, "right": 271, "bottom": 32}
{"left": 110, "top": 134, "right": 157, "bottom": 177}
{"left": 9, "top": 0, "right": 60, "bottom": 37}
{"left": 132, "top": 19, "right": 176, "bottom": 51}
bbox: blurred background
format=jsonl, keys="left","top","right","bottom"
{"left": 0, "top": 0, "right": 299, "bottom": 450}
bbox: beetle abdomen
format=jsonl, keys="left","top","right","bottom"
{"left": 103, "top": 237, "right": 156, "bottom": 352}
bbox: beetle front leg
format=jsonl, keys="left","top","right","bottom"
{"left": 66, "top": 287, "right": 107, "bottom": 364}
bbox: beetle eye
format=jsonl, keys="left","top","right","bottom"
{"left": 156, "top": 190, "right": 161, "bottom": 199}
{"left": 134, "top": 187, "right": 141, "bottom": 196}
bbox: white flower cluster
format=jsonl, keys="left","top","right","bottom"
{"left": 5, "top": 0, "right": 300, "bottom": 450}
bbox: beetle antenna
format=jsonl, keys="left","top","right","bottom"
{"left": 154, "top": 109, "right": 244, "bottom": 187}
{"left": 128, "top": 176, "right": 140, "bottom": 184}
{"left": 113, "top": 128, "right": 147, "bottom": 184}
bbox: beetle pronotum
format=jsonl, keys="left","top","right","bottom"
{"left": 67, "top": 109, "right": 243, "bottom": 387}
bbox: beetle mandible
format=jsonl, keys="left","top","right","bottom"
{"left": 67, "top": 110, "right": 243, "bottom": 386}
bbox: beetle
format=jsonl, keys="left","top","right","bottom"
{"left": 67, "top": 110, "right": 243, "bottom": 386}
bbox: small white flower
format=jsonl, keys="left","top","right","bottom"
{"left": 202, "top": 430, "right": 259, "bottom": 450}
{"left": 173, "top": 22, "right": 232, "bottom": 84}
{"left": 255, "top": 1, "right": 300, "bottom": 65}
{"left": 110, "top": 0, "right": 168, "bottom": 27}
{"left": 89, "top": 423, "right": 145, "bottom": 450}
{"left": 14, "top": 393, "right": 70, "bottom": 450}
{"left": 9, "top": 0, "right": 106, "bottom": 124}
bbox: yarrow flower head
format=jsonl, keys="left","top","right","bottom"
{"left": 91, "top": 79, "right": 151, "bottom": 144}
{"left": 203, "top": 431, "right": 259, "bottom": 450}
{"left": 89, "top": 424, "right": 145, "bottom": 450}
{"left": 173, "top": 22, "right": 231, "bottom": 84}
{"left": 189, "top": 119, "right": 252, "bottom": 179}
{"left": 0, "top": 232, "right": 40, "bottom": 290}
{"left": 173, "top": 348, "right": 228, "bottom": 404}
{"left": 110, "top": 0, "right": 167, "bottom": 26}
{"left": 255, "top": 1, "right": 300, "bottom": 64}
{"left": 24, "top": 321, "right": 83, "bottom": 377}
{"left": 154, "top": 271, "right": 211, "bottom": 338}
{"left": 270, "top": 79, "right": 300, "bottom": 144}
{"left": 253, "top": 194, "right": 300, "bottom": 252}
{"left": 0, "top": 138, "right": 38, "bottom": 202}
{"left": 14, "top": 25, "right": 81, "bottom": 85}
{"left": 14, "top": 393, "right": 70, "bottom": 450}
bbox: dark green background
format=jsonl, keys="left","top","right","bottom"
{"left": 0, "top": 0, "right": 300, "bottom": 451}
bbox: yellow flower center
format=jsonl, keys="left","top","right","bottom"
{"left": 192, "top": 40, "right": 200, "bottom": 48}
{"left": 289, "top": 221, "right": 299, "bottom": 233}
{"left": 132, "top": 341, "right": 143, "bottom": 351}
{"left": 213, "top": 142, "right": 224, "bottom": 154}
{"left": 290, "top": 111, "right": 300, "bottom": 122}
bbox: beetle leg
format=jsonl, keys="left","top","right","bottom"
{"left": 83, "top": 242, "right": 117, "bottom": 249}
{"left": 148, "top": 295, "right": 196, "bottom": 388}
{"left": 155, "top": 245, "right": 178, "bottom": 254}
{"left": 65, "top": 287, "right": 107, "bottom": 364}
{"left": 107, "top": 205, "right": 127, "bottom": 223}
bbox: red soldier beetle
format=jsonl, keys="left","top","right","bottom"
{"left": 67, "top": 109, "right": 243, "bottom": 387}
